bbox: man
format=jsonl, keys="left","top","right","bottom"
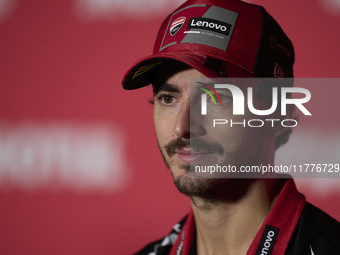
{"left": 122, "top": 0, "right": 340, "bottom": 254}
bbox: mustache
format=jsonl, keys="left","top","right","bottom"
{"left": 164, "top": 138, "right": 224, "bottom": 157}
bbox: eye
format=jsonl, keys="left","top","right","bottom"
{"left": 162, "top": 95, "right": 174, "bottom": 104}
{"left": 156, "top": 94, "right": 178, "bottom": 106}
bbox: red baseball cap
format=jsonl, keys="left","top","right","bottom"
{"left": 122, "top": 0, "right": 295, "bottom": 90}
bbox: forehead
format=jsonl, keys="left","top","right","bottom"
{"left": 153, "top": 60, "right": 207, "bottom": 94}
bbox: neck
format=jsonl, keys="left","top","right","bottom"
{"left": 191, "top": 178, "right": 282, "bottom": 255}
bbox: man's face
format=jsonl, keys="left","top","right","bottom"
{"left": 153, "top": 62, "right": 278, "bottom": 197}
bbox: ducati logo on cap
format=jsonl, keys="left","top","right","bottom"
{"left": 170, "top": 17, "right": 186, "bottom": 36}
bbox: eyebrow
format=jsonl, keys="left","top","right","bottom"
{"left": 153, "top": 83, "right": 180, "bottom": 95}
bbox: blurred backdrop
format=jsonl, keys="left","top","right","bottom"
{"left": 0, "top": 0, "right": 340, "bottom": 254}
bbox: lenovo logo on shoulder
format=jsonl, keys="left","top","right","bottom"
{"left": 187, "top": 17, "right": 232, "bottom": 36}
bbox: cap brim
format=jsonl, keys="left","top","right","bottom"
{"left": 122, "top": 53, "right": 226, "bottom": 90}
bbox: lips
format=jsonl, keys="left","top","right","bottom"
{"left": 176, "top": 148, "right": 211, "bottom": 163}
{"left": 164, "top": 138, "right": 224, "bottom": 163}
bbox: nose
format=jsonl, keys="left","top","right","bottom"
{"left": 173, "top": 100, "right": 206, "bottom": 139}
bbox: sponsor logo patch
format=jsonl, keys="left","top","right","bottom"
{"left": 187, "top": 17, "right": 232, "bottom": 36}
{"left": 170, "top": 16, "right": 186, "bottom": 36}
{"left": 160, "top": 5, "right": 238, "bottom": 52}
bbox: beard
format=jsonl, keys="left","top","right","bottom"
{"left": 159, "top": 137, "right": 226, "bottom": 198}
{"left": 173, "top": 172, "right": 227, "bottom": 198}
{"left": 158, "top": 131, "right": 266, "bottom": 198}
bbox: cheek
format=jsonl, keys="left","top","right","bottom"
{"left": 154, "top": 108, "right": 174, "bottom": 144}
{"left": 206, "top": 112, "right": 266, "bottom": 150}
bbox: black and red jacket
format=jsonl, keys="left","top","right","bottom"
{"left": 135, "top": 179, "right": 340, "bottom": 255}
